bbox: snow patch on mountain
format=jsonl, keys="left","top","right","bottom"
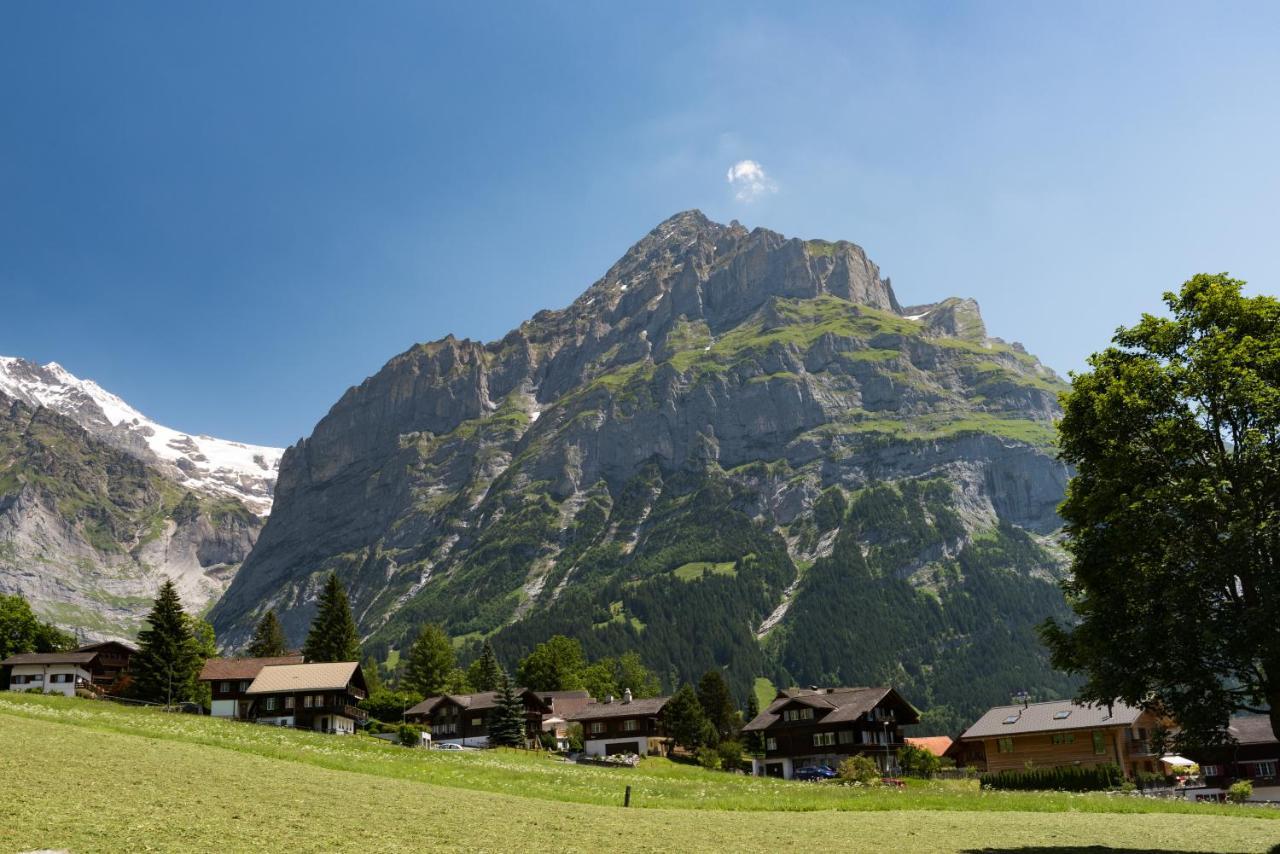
{"left": 0, "top": 356, "right": 283, "bottom": 514}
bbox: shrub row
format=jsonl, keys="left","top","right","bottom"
{"left": 980, "top": 763, "right": 1123, "bottom": 791}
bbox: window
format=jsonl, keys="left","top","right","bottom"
{"left": 1002, "top": 714, "right": 1020, "bottom": 725}
{"left": 838, "top": 730, "right": 854, "bottom": 745}
{"left": 220, "top": 681, "right": 231, "bottom": 693}
{"left": 622, "top": 719, "right": 638, "bottom": 732}
{"left": 1092, "top": 731, "right": 1108, "bottom": 755}
{"left": 285, "top": 696, "right": 295, "bottom": 710}
{"left": 1200, "top": 764, "right": 1221, "bottom": 777}
{"left": 589, "top": 722, "right": 605, "bottom": 735}
{"left": 304, "top": 695, "right": 313, "bottom": 708}
{"left": 765, "top": 737, "right": 777, "bottom": 752}
{"left": 997, "top": 738, "right": 1014, "bottom": 754}
{"left": 1051, "top": 733, "right": 1075, "bottom": 745}
{"left": 812, "top": 732, "right": 836, "bottom": 747}
{"left": 1251, "top": 761, "right": 1277, "bottom": 778}
{"left": 264, "top": 697, "right": 276, "bottom": 711}
{"left": 471, "top": 717, "right": 483, "bottom": 727}
{"left": 1053, "top": 710, "right": 1071, "bottom": 720}
{"left": 240, "top": 681, "right": 249, "bottom": 692}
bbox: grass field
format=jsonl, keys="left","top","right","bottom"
{"left": 2, "top": 694, "right": 1278, "bottom": 853}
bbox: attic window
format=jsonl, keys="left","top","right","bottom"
{"left": 1053, "top": 711, "right": 1071, "bottom": 720}
{"left": 1002, "top": 714, "right": 1020, "bottom": 725}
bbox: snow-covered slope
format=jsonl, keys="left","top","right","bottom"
{"left": 0, "top": 356, "right": 282, "bottom": 515}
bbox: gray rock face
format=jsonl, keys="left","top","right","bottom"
{"left": 211, "top": 212, "right": 1070, "bottom": 657}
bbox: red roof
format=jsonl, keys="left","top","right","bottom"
{"left": 906, "top": 736, "right": 954, "bottom": 757}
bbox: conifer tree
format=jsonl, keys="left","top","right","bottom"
{"left": 468, "top": 639, "right": 502, "bottom": 692}
{"left": 697, "top": 669, "right": 737, "bottom": 742}
{"left": 246, "top": 609, "right": 287, "bottom": 658}
{"left": 663, "top": 683, "right": 710, "bottom": 751}
{"left": 404, "top": 623, "right": 454, "bottom": 696}
{"left": 302, "top": 573, "right": 360, "bottom": 663}
{"left": 743, "top": 692, "right": 763, "bottom": 753}
{"left": 488, "top": 669, "right": 527, "bottom": 747}
{"left": 133, "top": 580, "right": 201, "bottom": 705}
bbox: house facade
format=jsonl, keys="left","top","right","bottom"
{"left": 533, "top": 689, "right": 592, "bottom": 750}
{"left": 959, "top": 699, "right": 1165, "bottom": 778}
{"left": 405, "top": 689, "right": 552, "bottom": 747}
{"left": 742, "top": 686, "right": 920, "bottom": 779}
{"left": 568, "top": 690, "right": 670, "bottom": 757}
{"left": 198, "top": 654, "right": 305, "bottom": 718}
{"left": 3, "top": 642, "right": 137, "bottom": 697}
{"left": 1186, "top": 715, "right": 1279, "bottom": 802}
{"left": 242, "top": 661, "right": 368, "bottom": 734}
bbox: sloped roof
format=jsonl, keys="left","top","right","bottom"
{"left": 76, "top": 640, "right": 139, "bottom": 654}
{"left": 742, "top": 686, "right": 919, "bottom": 732}
{"left": 198, "top": 654, "right": 305, "bottom": 682}
{"left": 567, "top": 696, "right": 669, "bottom": 721}
{"left": 961, "top": 699, "right": 1144, "bottom": 740}
{"left": 906, "top": 736, "right": 954, "bottom": 757}
{"left": 245, "top": 662, "right": 360, "bottom": 695}
{"left": 2, "top": 651, "right": 98, "bottom": 667}
{"left": 406, "top": 688, "right": 552, "bottom": 718}
{"left": 1227, "top": 715, "right": 1276, "bottom": 745}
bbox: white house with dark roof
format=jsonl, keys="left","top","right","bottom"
{"left": 567, "top": 690, "right": 671, "bottom": 757}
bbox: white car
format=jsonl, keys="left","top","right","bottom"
{"left": 434, "top": 742, "right": 475, "bottom": 751}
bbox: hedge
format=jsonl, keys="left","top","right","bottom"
{"left": 980, "top": 763, "right": 1123, "bottom": 791}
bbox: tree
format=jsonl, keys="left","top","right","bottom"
{"left": 580, "top": 659, "right": 617, "bottom": 701}
{"left": 362, "top": 656, "right": 385, "bottom": 696}
{"left": 360, "top": 688, "right": 423, "bottom": 723}
{"left": 488, "top": 670, "right": 527, "bottom": 747}
{"left": 516, "top": 635, "right": 585, "bottom": 691}
{"left": 467, "top": 639, "right": 502, "bottom": 692}
{"left": 444, "top": 667, "right": 472, "bottom": 694}
{"left": 302, "top": 573, "right": 360, "bottom": 663}
{"left": 403, "top": 624, "right": 455, "bottom": 697}
{"left": 614, "top": 651, "right": 662, "bottom": 699}
{"left": 1041, "top": 275, "right": 1280, "bottom": 745}
{"left": 0, "top": 593, "right": 73, "bottom": 660}
{"left": 187, "top": 617, "right": 217, "bottom": 709}
{"left": 246, "top": 610, "right": 287, "bottom": 658}
{"left": 697, "top": 669, "right": 737, "bottom": 743}
{"left": 663, "top": 683, "right": 709, "bottom": 751}
{"left": 132, "top": 580, "right": 201, "bottom": 705}
{"left": 743, "top": 692, "right": 763, "bottom": 754}
{"left": 838, "top": 755, "right": 881, "bottom": 785}
{"left": 897, "top": 743, "right": 941, "bottom": 778}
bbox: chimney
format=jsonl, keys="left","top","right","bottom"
{"left": 623, "top": 688, "right": 632, "bottom": 704}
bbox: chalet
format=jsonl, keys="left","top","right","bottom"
{"left": 3, "top": 641, "right": 137, "bottom": 696}
{"left": 405, "top": 689, "right": 553, "bottom": 747}
{"left": 568, "top": 690, "right": 671, "bottom": 757}
{"left": 198, "top": 654, "right": 305, "bottom": 718}
{"left": 742, "top": 686, "right": 920, "bottom": 779}
{"left": 534, "top": 689, "right": 592, "bottom": 750}
{"left": 959, "top": 699, "right": 1164, "bottom": 777}
{"left": 1186, "top": 715, "right": 1279, "bottom": 801}
{"left": 242, "top": 661, "right": 368, "bottom": 734}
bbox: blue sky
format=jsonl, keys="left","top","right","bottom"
{"left": 3, "top": 2, "right": 1278, "bottom": 447}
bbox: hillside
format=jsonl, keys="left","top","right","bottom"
{"left": 211, "top": 211, "right": 1075, "bottom": 731}
{"left": 0, "top": 392, "right": 261, "bottom": 637}
{"left": 2, "top": 695, "right": 1276, "bottom": 853}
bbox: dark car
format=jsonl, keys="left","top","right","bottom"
{"left": 793, "top": 765, "right": 837, "bottom": 781}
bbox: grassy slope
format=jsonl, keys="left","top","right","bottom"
{"left": 2, "top": 696, "right": 1278, "bottom": 854}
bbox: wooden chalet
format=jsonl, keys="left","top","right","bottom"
{"left": 198, "top": 654, "right": 305, "bottom": 719}
{"left": 3, "top": 640, "right": 137, "bottom": 696}
{"left": 1186, "top": 715, "right": 1279, "bottom": 801}
{"left": 958, "top": 699, "right": 1165, "bottom": 777}
{"left": 242, "top": 661, "right": 368, "bottom": 734}
{"left": 405, "top": 689, "right": 553, "bottom": 747}
{"left": 742, "top": 686, "right": 919, "bottom": 779}
{"left": 567, "top": 689, "right": 671, "bottom": 757}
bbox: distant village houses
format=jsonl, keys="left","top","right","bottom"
{"left": 2, "top": 641, "right": 136, "bottom": 696}
{"left": 567, "top": 689, "right": 671, "bottom": 758}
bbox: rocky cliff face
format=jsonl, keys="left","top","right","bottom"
{"left": 0, "top": 393, "right": 262, "bottom": 640}
{"left": 212, "top": 211, "right": 1074, "bottom": 730}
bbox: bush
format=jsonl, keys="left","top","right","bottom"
{"left": 980, "top": 763, "right": 1123, "bottom": 792}
{"left": 1227, "top": 780, "right": 1253, "bottom": 804}
{"left": 538, "top": 731, "right": 558, "bottom": 751}
{"left": 397, "top": 724, "right": 426, "bottom": 747}
{"left": 716, "top": 740, "right": 744, "bottom": 772}
{"left": 1134, "top": 771, "right": 1173, "bottom": 790}
{"left": 838, "top": 755, "right": 881, "bottom": 785}
{"left": 566, "top": 723, "right": 584, "bottom": 752}
{"left": 897, "top": 743, "right": 941, "bottom": 778}
{"left": 695, "top": 746, "right": 721, "bottom": 770}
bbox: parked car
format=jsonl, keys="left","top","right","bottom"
{"left": 434, "top": 742, "right": 476, "bottom": 751}
{"left": 793, "top": 765, "right": 837, "bottom": 781}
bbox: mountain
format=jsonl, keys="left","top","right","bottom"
{"left": 0, "top": 360, "right": 280, "bottom": 639}
{"left": 0, "top": 357, "right": 282, "bottom": 515}
{"left": 210, "top": 211, "right": 1074, "bottom": 731}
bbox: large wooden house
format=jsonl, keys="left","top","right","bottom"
{"left": 742, "top": 686, "right": 919, "bottom": 779}
{"left": 567, "top": 690, "right": 671, "bottom": 757}
{"left": 242, "top": 661, "right": 368, "bottom": 734}
{"left": 958, "top": 699, "right": 1164, "bottom": 777}
{"left": 405, "top": 689, "right": 552, "bottom": 747}
{"left": 1186, "top": 715, "right": 1278, "bottom": 801}
{"left": 3, "top": 641, "right": 137, "bottom": 696}
{"left": 198, "top": 654, "right": 305, "bottom": 719}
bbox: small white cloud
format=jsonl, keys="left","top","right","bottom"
{"left": 726, "top": 159, "right": 777, "bottom": 202}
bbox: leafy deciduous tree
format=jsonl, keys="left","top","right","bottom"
{"left": 404, "top": 624, "right": 455, "bottom": 697}
{"left": 0, "top": 593, "right": 73, "bottom": 660}
{"left": 516, "top": 635, "right": 585, "bottom": 691}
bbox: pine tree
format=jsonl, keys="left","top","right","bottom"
{"left": 302, "top": 573, "right": 360, "bottom": 663}
{"left": 246, "top": 609, "right": 287, "bottom": 658}
{"left": 362, "top": 656, "right": 385, "bottom": 696}
{"left": 468, "top": 639, "right": 502, "bottom": 692}
{"left": 697, "top": 669, "right": 737, "bottom": 742}
{"left": 404, "top": 623, "right": 454, "bottom": 696}
{"left": 663, "top": 683, "right": 710, "bottom": 751}
{"left": 488, "top": 670, "right": 527, "bottom": 747}
{"left": 133, "top": 580, "right": 201, "bottom": 705}
{"left": 743, "top": 692, "right": 763, "bottom": 753}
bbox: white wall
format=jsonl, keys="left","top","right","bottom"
{"left": 582, "top": 736, "right": 651, "bottom": 757}
{"left": 7, "top": 664, "right": 90, "bottom": 697}
{"left": 435, "top": 734, "right": 490, "bottom": 748}
{"left": 751, "top": 757, "right": 795, "bottom": 779}
{"left": 210, "top": 699, "right": 238, "bottom": 718}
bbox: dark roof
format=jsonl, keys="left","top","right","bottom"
{"left": 2, "top": 651, "right": 99, "bottom": 666}
{"left": 961, "top": 699, "right": 1144, "bottom": 740}
{"left": 76, "top": 640, "right": 139, "bottom": 654}
{"left": 567, "top": 696, "right": 669, "bottom": 722}
{"left": 198, "top": 654, "right": 305, "bottom": 681}
{"left": 1227, "top": 715, "right": 1276, "bottom": 746}
{"left": 406, "top": 689, "right": 551, "bottom": 718}
{"left": 742, "top": 687, "right": 919, "bottom": 732}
